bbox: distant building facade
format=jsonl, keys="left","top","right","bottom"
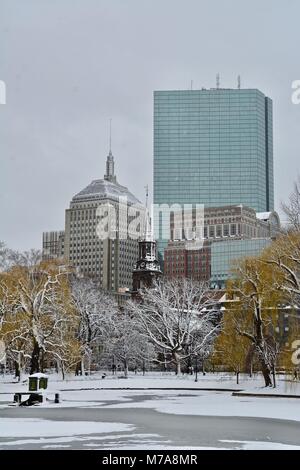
{"left": 210, "top": 238, "right": 272, "bottom": 289}
{"left": 154, "top": 87, "right": 274, "bottom": 260}
{"left": 63, "top": 151, "right": 145, "bottom": 294}
{"left": 44, "top": 149, "right": 145, "bottom": 296}
{"left": 164, "top": 205, "right": 280, "bottom": 286}
{"left": 42, "top": 231, "right": 65, "bottom": 260}
{"left": 164, "top": 240, "right": 211, "bottom": 282}
{"left": 170, "top": 205, "right": 280, "bottom": 242}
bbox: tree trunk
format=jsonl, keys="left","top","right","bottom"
{"left": 14, "top": 361, "right": 20, "bottom": 382}
{"left": 249, "top": 361, "right": 253, "bottom": 378}
{"left": 124, "top": 360, "right": 128, "bottom": 378}
{"left": 255, "top": 305, "right": 273, "bottom": 387}
{"left": 112, "top": 356, "right": 116, "bottom": 375}
{"left": 256, "top": 344, "right": 272, "bottom": 387}
{"left": 30, "top": 341, "right": 41, "bottom": 374}
{"left": 81, "top": 357, "right": 85, "bottom": 376}
{"left": 236, "top": 368, "right": 240, "bottom": 385}
{"left": 40, "top": 350, "right": 45, "bottom": 373}
{"left": 163, "top": 352, "right": 167, "bottom": 372}
{"left": 272, "top": 365, "right": 276, "bottom": 388}
{"left": 18, "top": 352, "right": 25, "bottom": 382}
{"left": 75, "top": 361, "right": 81, "bottom": 376}
{"left": 88, "top": 355, "right": 91, "bottom": 376}
{"left": 261, "top": 361, "right": 273, "bottom": 387}
{"left": 172, "top": 351, "right": 181, "bottom": 375}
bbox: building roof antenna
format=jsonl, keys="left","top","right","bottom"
{"left": 145, "top": 184, "right": 149, "bottom": 212}
{"left": 144, "top": 184, "right": 152, "bottom": 241}
{"left": 216, "top": 73, "right": 220, "bottom": 89}
{"left": 109, "top": 118, "right": 112, "bottom": 154}
{"left": 104, "top": 118, "right": 116, "bottom": 183}
{"left": 238, "top": 75, "right": 241, "bottom": 89}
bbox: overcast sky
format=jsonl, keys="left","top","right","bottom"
{"left": 1, "top": 0, "right": 300, "bottom": 250}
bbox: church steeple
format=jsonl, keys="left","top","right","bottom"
{"left": 144, "top": 184, "right": 153, "bottom": 242}
{"left": 104, "top": 119, "right": 117, "bottom": 184}
{"left": 132, "top": 186, "right": 162, "bottom": 297}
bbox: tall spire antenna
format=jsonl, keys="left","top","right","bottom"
{"left": 216, "top": 73, "right": 220, "bottom": 89}
{"left": 145, "top": 184, "right": 149, "bottom": 213}
{"left": 237, "top": 75, "right": 241, "bottom": 89}
{"left": 109, "top": 118, "right": 112, "bottom": 154}
{"left": 104, "top": 118, "right": 117, "bottom": 183}
{"left": 144, "top": 184, "right": 151, "bottom": 240}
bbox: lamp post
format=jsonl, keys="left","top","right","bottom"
{"left": 195, "top": 355, "right": 198, "bottom": 382}
{"left": 112, "top": 355, "right": 116, "bottom": 376}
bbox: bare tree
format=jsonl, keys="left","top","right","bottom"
{"left": 0, "top": 242, "right": 10, "bottom": 272}
{"left": 0, "top": 260, "right": 77, "bottom": 375}
{"left": 128, "top": 279, "right": 220, "bottom": 375}
{"left": 105, "top": 311, "right": 146, "bottom": 377}
{"left": 214, "top": 310, "right": 250, "bottom": 384}
{"left": 0, "top": 242, "right": 41, "bottom": 272}
{"left": 0, "top": 297, "right": 32, "bottom": 380}
{"left": 263, "top": 232, "right": 300, "bottom": 302}
{"left": 71, "top": 278, "right": 117, "bottom": 375}
{"left": 282, "top": 176, "right": 300, "bottom": 232}
{"left": 228, "top": 257, "right": 284, "bottom": 387}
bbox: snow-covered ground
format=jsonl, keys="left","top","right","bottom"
{"left": 2, "top": 387, "right": 300, "bottom": 421}
{"left": 1, "top": 372, "right": 300, "bottom": 421}
{"left": 1, "top": 372, "right": 300, "bottom": 450}
{"left": 102, "top": 388, "right": 300, "bottom": 421}
{"left": 0, "top": 418, "right": 133, "bottom": 438}
{"left": 1, "top": 371, "right": 300, "bottom": 394}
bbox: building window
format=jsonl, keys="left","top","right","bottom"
{"left": 230, "top": 224, "right": 236, "bottom": 236}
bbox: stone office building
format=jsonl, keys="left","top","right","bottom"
{"left": 42, "top": 231, "right": 65, "bottom": 261}
{"left": 164, "top": 205, "right": 280, "bottom": 285}
{"left": 44, "top": 149, "right": 145, "bottom": 295}
{"left": 64, "top": 151, "right": 144, "bottom": 293}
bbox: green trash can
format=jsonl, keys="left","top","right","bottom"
{"left": 39, "top": 376, "right": 48, "bottom": 390}
{"left": 28, "top": 376, "right": 38, "bottom": 392}
{"left": 28, "top": 373, "right": 49, "bottom": 391}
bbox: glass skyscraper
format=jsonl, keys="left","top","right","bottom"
{"left": 210, "top": 238, "right": 272, "bottom": 289}
{"left": 153, "top": 88, "right": 274, "bottom": 259}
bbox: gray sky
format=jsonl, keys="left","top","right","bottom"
{"left": 1, "top": 0, "right": 300, "bottom": 251}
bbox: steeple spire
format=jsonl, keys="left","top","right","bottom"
{"left": 104, "top": 118, "right": 117, "bottom": 183}
{"left": 144, "top": 184, "right": 153, "bottom": 241}
{"left": 109, "top": 118, "right": 112, "bottom": 155}
{"left": 132, "top": 185, "right": 162, "bottom": 295}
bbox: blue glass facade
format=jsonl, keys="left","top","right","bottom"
{"left": 153, "top": 89, "right": 274, "bottom": 259}
{"left": 210, "top": 238, "right": 272, "bottom": 288}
